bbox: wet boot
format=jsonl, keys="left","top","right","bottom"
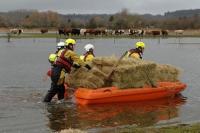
{"left": 43, "top": 89, "right": 57, "bottom": 102}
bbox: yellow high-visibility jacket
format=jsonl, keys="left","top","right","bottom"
{"left": 125, "top": 49, "right": 142, "bottom": 59}
{"left": 56, "top": 49, "right": 85, "bottom": 85}
{"left": 80, "top": 54, "right": 95, "bottom": 62}
{"left": 126, "top": 51, "right": 141, "bottom": 59}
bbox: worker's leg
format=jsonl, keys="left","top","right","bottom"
{"left": 43, "top": 66, "right": 62, "bottom": 102}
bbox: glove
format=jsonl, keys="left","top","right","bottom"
{"left": 73, "top": 64, "right": 81, "bottom": 69}
{"left": 85, "top": 64, "right": 91, "bottom": 70}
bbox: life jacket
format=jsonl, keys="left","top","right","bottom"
{"left": 128, "top": 48, "right": 142, "bottom": 59}
{"left": 55, "top": 49, "right": 73, "bottom": 72}
{"left": 83, "top": 52, "right": 95, "bottom": 62}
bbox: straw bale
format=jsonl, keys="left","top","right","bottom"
{"left": 92, "top": 56, "right": 117, "bottom": 66}
{"left": 86, "top": 75, "right": 105, "bottom": 88}
{"left": 101, "top": 66, "right": 113, "bottom": 74}
{"left": 93, "top": 64, "right": 103, "bottom": 71}
{"left": 155, "top": 64, "right": 181, "bottom": 82}
{"left": 65, "top": 66, "right": 107, "bottom": 89}
{"left": 69, "top": 67, "right": 89, "bottom": 78}
{"left": 112, "top": 80, "right": 145, "bottom": 89}
{"left": 110, "top": 59, "right": 157, "bottom": 88}
{"left": 90, "top": 67, "right": 107, "bottom": 79}
{"left": 91, "top": 57, "right": 103, "bottom": 65}
{"left": 75, "top": 80, "right": 98, "bottom": 89}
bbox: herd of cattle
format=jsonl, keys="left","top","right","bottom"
{"left": 9, "top": 28, "right": 185, "bottom": 36}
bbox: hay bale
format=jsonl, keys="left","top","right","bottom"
{"left": 75, "top": 80, "right": 98, "bottom": 89}
{"left": 155, "top": 64, "right": 181, "bottom": 82}
{"left": 90, "top": 67, "right": 107, "bottom": 80}
{"left": 65, "top": 67, "right": 107, "bottom": 89}
{"left": 112, "top": 80, "right": 145, "bottom": 89}
{"left": 86, "top": 75, "right": 105, "bottom": 88}
{"left": 101, "top": 66, "right": 113, "bottom": 74}
{"left": 111, "top": 60, "right": 157, "bottom": 89}
{"left": 92, "top": 56, "right": 117, "bottom": 66}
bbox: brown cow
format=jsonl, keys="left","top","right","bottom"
{"left": 144, "top": 30, "right": 152, "bottom": 36}
{"left": 151, "top": 30, "right": 160, "bottom": 36}
{"left": 145, "top": 30, "right": 160, "bottom": 36}
{"left": 161, "top": 30, "right": 168, "bottom": 36}
{"left": 84, "top": 29, "right": 101, "bottom": 36}
{"left": 99, "top": 29, "right": 106, "bottom": 35}
{"left": 58, "top": 28, "right": 72, "bottom": 36}
{"left": 40, "top": 28, "right": 48, "bottom": 34}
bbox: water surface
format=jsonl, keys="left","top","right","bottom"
{"left": 0, "top": 37, "right": 200, "bottom": 132}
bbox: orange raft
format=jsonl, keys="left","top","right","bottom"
{"left": 75, "top": 82, "right": 187, "bottom": 105}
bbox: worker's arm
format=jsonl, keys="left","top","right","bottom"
{"left": 65, "top": 50, "right": 91, "bottom": 70}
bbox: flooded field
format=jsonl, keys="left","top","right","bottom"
{"left": 0, "top": 37, "right": 200, "bottom": 132}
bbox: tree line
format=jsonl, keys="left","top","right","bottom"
{"left": 0, "top": 9, "right": 200, "bottom": 30}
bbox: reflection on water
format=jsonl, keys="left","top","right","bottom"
{"left": 45, "top": 95, "right": 186, "bottom": 132}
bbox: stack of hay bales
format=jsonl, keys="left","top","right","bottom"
{"left": 65, "top": 56, "right": 160, "bottom": 89}
{"left": 65, "top": 56, "right": 181, "bottom": 89}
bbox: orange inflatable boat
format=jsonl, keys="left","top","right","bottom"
{"left": 75, "top": 82, "right": 186, "bottom": 105}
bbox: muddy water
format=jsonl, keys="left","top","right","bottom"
{"left": 0, "top": 37, "right": 200, "bottom": 132}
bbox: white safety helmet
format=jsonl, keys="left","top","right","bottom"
{"left": 57, "top": 42, "right": 65, "bottom": 49}
{"left": 84, "top": 44, "right": 94, "bottom": 52}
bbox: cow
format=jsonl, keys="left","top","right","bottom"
{"left": 129, "top": 29, "right": 144, "bottom": 37}
{"left": 58, "top": 28, "right": 72, "bottom": 36}
{"left": 105, "top": 29, "right": 113, "bottom": 35}
{"left": 71, "top": 28, "right": 80, "bottom": 36}
{"left": 80, "top": 29, "right": 87, "bottom": 36}
{"left": 40, "top": 28, "right": 48, "bottom": 34}
{"left": 84, "top": 29, "right": 101, "bottom": 36}
{"left": 58, "top": 28, "right": 65, "bottom": 36}
{"left": 161, "top": 30, "right": 168, "bottom": 36}
{"left": 144, "top": 30, "right": 152, "bottom": 36}
{"left": 145, "top": 30, "right": 160, "bottom": 36}
{"left": 114, "top": 29, "right": 124, "bottom": 35}
{"left": 151, "top": 30, "right": 160, "bottom": 36}
{"left": 175, "top": 30, "right": 184, "bottom": 35}
{"left": 10, "top": 28, "right": 23, "bottom": 35}
{"left": 99, "top": 29, "right": 107, "bottom": 35}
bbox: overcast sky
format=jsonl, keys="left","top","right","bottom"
{"left": 1, "top": 0, "right": 200, "bottom": 15}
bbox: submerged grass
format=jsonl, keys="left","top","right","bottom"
{"left": 112, "top": 123, "right": 200, "bottom": 133}
{"left": 56, "top": 122, "right": 200, "bottom": 133}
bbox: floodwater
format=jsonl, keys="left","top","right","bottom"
{"left": 0, "top": 37, "right": 200, "bottom": 133}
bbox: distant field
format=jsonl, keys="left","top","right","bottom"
{"left": 1, "top": 28, "right": 200, "bottom": 39}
